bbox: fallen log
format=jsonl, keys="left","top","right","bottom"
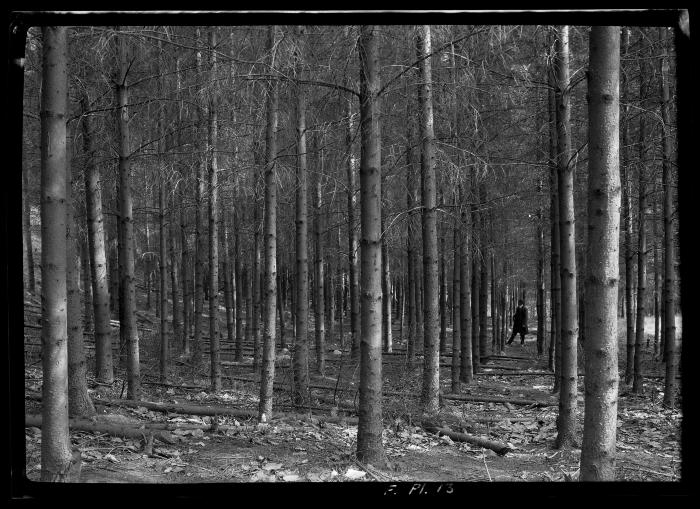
{"left": 25, "top": 414, "right": 181, "bottom": 444}
{"left": 476, "top": 370, "right": 556, "bottom": 376}
{"left": 480, "top": 355, "right": 532, "bottom": 361}
{"left": 92, "top": 398, "right": 260, "bottom": 419}
{"left": 421, "top": 421, "right": 513, "bottom": 456}
{"left": 442, "top": 393, "right": 556, "bottom": 407}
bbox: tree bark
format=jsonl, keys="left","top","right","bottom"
{"left": 259, "top": 25, "right": 279, "bottom": 419}
{"left": 223, "top": 203, "right": 235, "bottom": 358}
{"left": 621, "top": 27, "right": 636, "bottom": 385}
{"left": 478, "top": 192, "right": 489, "bottom": 360}
{"left": 580, "top": 26, "right": 621, "bottom": 481}
{"left": 314, "top": 141, "right": 326, "bottom": 376}
{"left": 633, "top": 44, "right": 649, "bottom": 394}
{"left": 554, "top": 25, "right": 578, "bottom": 448}
{"left": 208, "top": 29, "right": 221, "bottom": 392}
{"left": 536, "top": 181, "right": 545, "bottom": 356}
{"left": 66, "top": 138, "right": 96, "bottom": 419}
{"left": 192, "top": 28, "right": 206, "bottom": 369}
{"left": 406, "top": 117, "right": 417, "bottom": 361}
{"left": 80, "top": 236, "right": 92, "bottom": 331}
{"left": 470, "top": 172, "right": 480, "bottom": 373}
{"left": 382, "top": 219, "right": 393, "bottom": 353}
{"left": 547, "top": 28, "right": 562, "bottom": 384}
{"left": 451, "top": 190, "right": 462, "bottom": 393}
{"left": 356, "top": 25, "right": 387, "bottom": 468}
{"left": 659, "top": 27, "right": 677, "bottom": 408}
{"left": 23, "top": 158, "right": 36, "bottom": 293}
{"left": 416, "top": 25, "right": 440, "bottom": 416}
{"left": 159, "top": 186, "right": 169, "bottom": 383}
{"left": 179, "top": 178, "right": 191, "bottom": 354}
{"left": 234, "top": 207, "right": 244, "bottom": 362}
{"left": 653, "top": 182, "right": 661, "bottom": 357}
{"left": 293, "top": 24, "right": 310, "bottom": 407}
{"left": 81, "top": 88, "right": 113, "bottom": 385}
{"left": 459, "top": 185, "right": 473, "bottom": 383}
{"left": 40, "top": 26, "right": 76, "bottom": 482}
{"left": 116, "top": 28, "right": 140, "bottom": 400}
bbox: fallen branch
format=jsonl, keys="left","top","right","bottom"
{"left": 441, "top": 393, "right": 556, "bottom": 407}
{"left": 92, "top": 398, "right": 260, "bottom": 419}
{"left": 25, "top": 414, "right": 181, "bottom": 444}
{"left": 421, "top": 421, "right": 512, "bottom": 456}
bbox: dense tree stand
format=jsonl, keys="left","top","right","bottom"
{"left": 17, "top": 19, "right": 682, "bottom": 485}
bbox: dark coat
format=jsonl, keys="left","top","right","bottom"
{"left": 513, "top": 305, "right": 528, "bottom": 334}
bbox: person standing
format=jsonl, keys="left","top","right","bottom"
{"left": 507, "top": 299, "right": 528, "bottom": 345}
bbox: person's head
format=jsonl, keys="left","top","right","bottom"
{"left": 518, "top": 299, "right": 524, "bottom": 306}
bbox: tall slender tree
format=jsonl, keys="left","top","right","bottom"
{"left": 293, "top": 25, "right": 310, "bottom": 406}
{"left": 554, "top": 25, "right": 578, "bottom": 448}
{"left": 659, "top": 27, "right": 677, "bottom": 408}
{"left": 459, "top": 185, "right": 472, "bottom": 383}
{"left": 115, "top": 27, "right": 140, "bottom": 399}
{"left": 416, "top": 25, "right": 440, "bottom": 416}
{"left": 356, "top": 24, "right": 387, "bottom": 468}
{"left": 547, "top": 31, "right": 561, "bottom": 379}
{"left": 208, "top": 29, "right": 221, "bottom": 392}
{"left": 259, "top": 25, "right": 280, "bottom": 419}
{"left": 81, "top": 84, "right": 113, "bottom": 386}
{"left": 633, "top": 40, "right": 649, "bottom": 393}
{"left": 581, "top": 25, "right": 621, "bottom": 481}
{"left": 40, "top": 25, "right": 77, "bottom": 482}
{"left": 192, "top": 28, "right": 206, "bottom": 370}
{"left": 621, "top": 27, "right": 636, "bottom": 385}
{"left": 66, "top": 138, "right": 95, "bottom": 419}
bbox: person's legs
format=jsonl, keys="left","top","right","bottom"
{"left": 520, "top": 331, "right": 525, "bottom": 345}
{"left": 506, "top": 328, "right": 517, "bottom": 345}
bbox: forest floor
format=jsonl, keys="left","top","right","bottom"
{"left": 23, "top": 293, "right": 682, "bottom": 484}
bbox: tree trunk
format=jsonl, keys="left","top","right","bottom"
{"left": 278, "top": 265, "right": 287, "bottom": 349}
{"left": 66, "top": 138, "right": 96, "bottom": 419}
{"left": 439, "top": 191, "right": 447, "bottom": 355}
{"left": 116, "top": 29, "right": 140, "bottom": 400}
{"left": 81, "top": 88, "right": 113, "bottom": 385}
{"left": 223, "top": 204, "right": 235, "bottom": 358}
{"left": 620, "top": 28, "right": 636, "bottom": 385}
{"left": 179, "top": 181, "right": 191, "bottom": 355}
{"left": 554, "top": 25, "right": 578, "bottom": 448}
{"left": 234, "top": 207, "right": 244, "bottom": 362}
{"left": 168, "top": 192, "right": 182, "bottom": 356}
{"left": 345, "top": 85, "right": 361, "bottom": 360}
{"left": 23, "top": 159, "right": 36, "bottom": 293}
{"left": 470, "top": 172, "right": 480, "bottom": 373}
{"left": 208, "top": 29, "right": 221, "bottom": 392}
{"left": 39, "top": 26, "right": 75, "bottom": 482}
{"left": 536, "top": 181, "right": 545, "bottom": 356}
{"left": 159, "top": 183, "right": 169, "bottom": 383}
{"left": 382, "top": 222, "right": 393, "bottom": 353}
{"left": 356, "top": 24, "right": 387, "bottom": 468}
{"left": 192, "top": 29, "right": 206, "bottom": 369}
{"left": 406, "top": 118, "right": 417, "bottom": 360}
{"left": 580, "top": 26, "right": 621, "bottom": 481}
{"left": 259, "top": 25, "right": 279, "bottom": 419}
{"left": 460, "top": 185, "right": 473, "bottom": 383}
{"left": 451, "top": 192, "right": 462, "bottom": 393}
{"left": 633, "top": 46, "right": 649, "bottom": 394}
{"left": 547, "top": 28, "right": 562, "bottom": 384}
{"left": 293, "top": 25, "right": 310, "bottom": 407}
{"left": 659, "top": 27, "right": 677, "bottom": 408}
{"left": 478, "top": 193, "right": 489, "bottom": 360}
{"left": 416, "top": 25, "right": 440, "bottom": 416}
{"left": 653, "top": 182, "right": 661, "bottom": 357}
{"left": 314, "top": 143, "right": 326, "bottom": 376}
{"left": 252, "top": 179, "right": 261, "bottom": 374}
{"left": 80, "top": 236, "right": 92, "bottom": 331}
